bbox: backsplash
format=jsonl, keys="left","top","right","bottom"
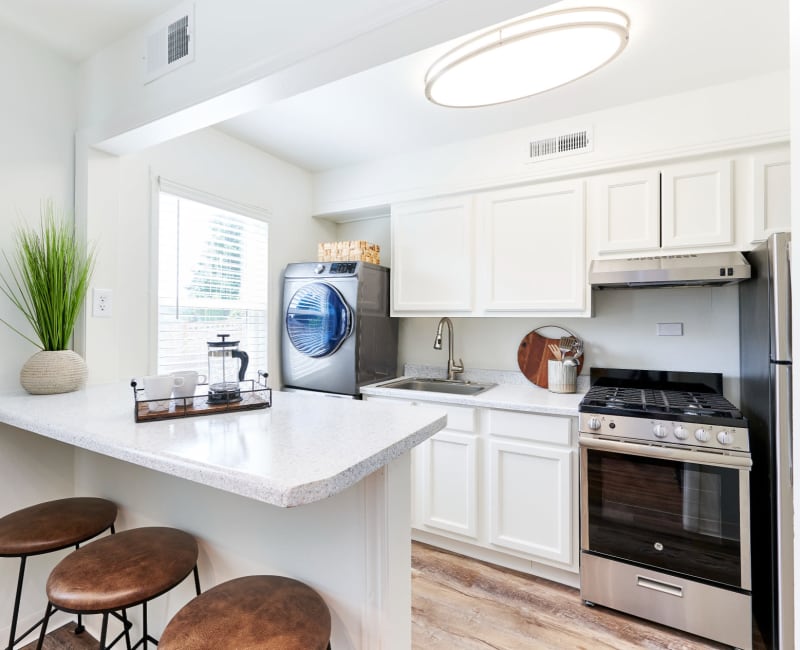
{"left": 398, "top": 284, "right": 741, "bottom": 405}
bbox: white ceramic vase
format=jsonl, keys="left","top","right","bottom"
{"left": 19, "top": 350, "right": 88, "bottom": 395}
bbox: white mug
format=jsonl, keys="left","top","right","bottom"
{"left": 170, "top": 371, "right": 207, "bottom": 402}
{"left": 143, "top": 374, "right": 184, "bottom": 412}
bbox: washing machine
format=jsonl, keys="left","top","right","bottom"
{"left": 281, "top": 261, "right": 398, "bottom": 397}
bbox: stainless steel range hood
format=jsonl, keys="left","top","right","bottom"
{"left": 589, "top": 251, "right": 751, "bottom": 288}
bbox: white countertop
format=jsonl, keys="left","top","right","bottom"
{"left": 361, "top": 374, "right": 585, "bottom": 416}
{"left": 0, "top": 383, "right": 446, "bottom": 508}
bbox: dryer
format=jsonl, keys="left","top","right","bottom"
{"left": 281, "top": 262, "right": 398, "bottom": 397}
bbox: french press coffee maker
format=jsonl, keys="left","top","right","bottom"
{"left": 207, "top": 334, "right": 249, "bottom": 403}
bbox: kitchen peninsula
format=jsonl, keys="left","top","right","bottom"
{"left": 0, "top": 383, "right": 446, "bottom": 649}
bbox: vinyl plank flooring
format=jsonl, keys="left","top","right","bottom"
{"left": 412, "top": 541, "right": 765, "bottom": 650}
{"left": 24, "top": 543, "right": 765, "bottom": 649}
{"left": 19, "top": 623, "right": 96, "bottom": 650}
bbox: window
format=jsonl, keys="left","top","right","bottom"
{"left": 156, "top": 183, "right": 269, "bottom": 379}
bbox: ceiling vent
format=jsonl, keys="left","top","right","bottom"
{"left": 527, "top": 128, "right": 593, "bottom": 163}
{"left": 144, "top": 2, "right": 195, "bottom": 84}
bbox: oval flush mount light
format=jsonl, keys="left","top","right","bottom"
{"left": 425, "top": 7, "right": 630, "bottom": 108}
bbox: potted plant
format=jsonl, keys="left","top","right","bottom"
{"left": 0, "top": 200, "right": 95, "bottom": 394}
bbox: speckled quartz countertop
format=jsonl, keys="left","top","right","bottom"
{"left": 0, "top": 383, "right": 446, "bottom": 508}
{"left": 361, "top": 365, "right": 587, "bottom": 416}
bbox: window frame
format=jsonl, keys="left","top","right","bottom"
{"left": 150, "top": 175, "right": 271, "bottom": 376}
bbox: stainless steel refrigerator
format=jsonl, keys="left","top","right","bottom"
{"left": 740, "top": 231, "right": 793, "bottom": 649}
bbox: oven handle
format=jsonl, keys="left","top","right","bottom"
{"left": 579, "top": 436, "right": 752, "bottom": 469}
{"left": 636, "top": 575, "right": 683, "bottom": 598}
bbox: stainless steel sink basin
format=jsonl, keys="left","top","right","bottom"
{"left": 381, "top": 377, "right": 496, "bottom": 396}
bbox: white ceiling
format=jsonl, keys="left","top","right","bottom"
{"left": 0, "top": 0, "right": 789, "bottom": 172}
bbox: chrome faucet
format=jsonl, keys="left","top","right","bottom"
{"left": 433, "top": 317, "right": 464, "bottom": 380}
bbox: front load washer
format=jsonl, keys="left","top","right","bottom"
{"left": 281, "top": 261, "right": 397, "bottom": 397}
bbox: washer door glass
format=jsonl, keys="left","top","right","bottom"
{"left": 286, "top": 282, "right": 353, "bottom": 358}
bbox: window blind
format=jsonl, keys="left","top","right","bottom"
{"left": 157, "top": 189, "right": 269, "bottom": 378}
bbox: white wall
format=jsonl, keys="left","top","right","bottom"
{"left": 0, "top": 26, "right": 80, "bottom": 645}
{"left": 314, "top": 71, "right": 789, "bottom": 215}
{"left": 0, "top": 26, "right": 79, "bottom": 388}
{"left": 82, "top": 126, "right": 335, "bottom": 386}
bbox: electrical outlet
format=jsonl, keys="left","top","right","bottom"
{"left": 656, "top": 322, "right": 683, "bottom": 336}
{"left": 92, "top": 288, "right": 113, "bottom": 318}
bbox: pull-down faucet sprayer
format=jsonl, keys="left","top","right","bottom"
{"left": 433, "top": 317, "right": 464, "bottom": 381}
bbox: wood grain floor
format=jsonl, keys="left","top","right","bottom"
{"left": 412, "top": 542, "right": 765, "bottom": 650}
{"left": 23, "top": 542, "right": 764, "bottom": 649}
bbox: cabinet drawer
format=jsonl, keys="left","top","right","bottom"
{"left": 438, "top": 404, "right": 477, "bottom": 432}
{"left": 487, "top": 410, "right": 571, "bottom": 445}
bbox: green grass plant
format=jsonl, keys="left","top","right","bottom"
{"left": 0, "top": 201, "right": 95, "bottom": 350}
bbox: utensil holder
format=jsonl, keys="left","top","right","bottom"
{"left": 548, "top": 360, "right": 577, "bottom": 393}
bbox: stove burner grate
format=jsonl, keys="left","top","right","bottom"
{"left": 581, "top": 385, "right": 743, "bottom": 421}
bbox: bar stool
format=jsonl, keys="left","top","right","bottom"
{"left": 0, "top": 496, "right": 117, "bottom": 649}
{"left": 159, "top": 575, "right": 331, "bottom": 650}
{"left": 36, "top": 526, "right": 200, "bottom": 650}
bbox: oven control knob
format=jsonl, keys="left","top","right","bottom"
{"left": 717, "top": 431, "right": 734, "bottom": 445}
{"left": 695, "top": 428, "right": 710, "bottom": 443}
{"left": 587, "top": 417, "right": 601, "bottom": 431}
{"left": 674, "top": 426, "right": 689, "bottom": 440}
{"left": 653, "top": 424, "right": 668, "bottom": 438}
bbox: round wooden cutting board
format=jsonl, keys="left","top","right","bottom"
{"left": 517, "top": 328, "right": 584, "bottom": 388}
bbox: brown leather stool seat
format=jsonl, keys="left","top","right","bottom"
{"left": 0, "top": 497, "right": 116, "bottom": 649}
{"left": 159, "top": 575, "right": 332, "bottom": 650}
{"left": 37, "top": 527, "right": 200, "bottom": 650}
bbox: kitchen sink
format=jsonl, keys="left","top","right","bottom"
{"left": 381, "top": 377, "right": 496, "bottom": 396}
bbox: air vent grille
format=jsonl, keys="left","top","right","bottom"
{"left": 527, "top": 128, "right": 593, "bottom": 162}
{"left": 144, "top": 2, "right": 195, "bottom": 83}
{"left": 168, "top": 16, "right": 190, "bottom": 64}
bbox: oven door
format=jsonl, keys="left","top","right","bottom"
{"left": 580, "top": 436, "right": 751, "bottom": 590}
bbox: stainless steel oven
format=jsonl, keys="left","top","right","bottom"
{"left": 579, "top": 369, "right": 752, "bottom": 650}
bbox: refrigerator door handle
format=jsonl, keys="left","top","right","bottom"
{"left": 770, "top": 232, "right": 792, "bottom": 362}
{"left": 773, "top": 362, "right": 794, "bottom": 648}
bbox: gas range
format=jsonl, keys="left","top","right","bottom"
{"left": 579, "top": 368, "right": 749, "bottom": 453}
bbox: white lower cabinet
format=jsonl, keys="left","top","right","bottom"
{"left": 418, "top": 429, "right": 478, "bottom": 538}
{"left": 363, "top": 394, "right": 578, "bottom": 582}
{"left": 488, "top": 439, "right": 572, "bottom": 564}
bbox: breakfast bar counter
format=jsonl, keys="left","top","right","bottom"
{"left": 0, "top": 383, "right": 446, "bottom": 649}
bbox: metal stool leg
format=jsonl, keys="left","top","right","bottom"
{"left": 193, "top": 565, "right": 201, "bottom": 595}
{"left": 34, "top": 602, "right": 52, "bottom": 650}
{"left": 142, "top": 602, "right": 148, "bottom": 650}
{"left": 7, "top": 555, "right": 27, "bottom": 650}
{"left": 98, "top": 612, "right": 109, "bottom": 650}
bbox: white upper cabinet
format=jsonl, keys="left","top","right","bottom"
{"left": 391, "top": 196, "right": 474, "bottom": 314}
{"left": 476, "top": 180, "right": 587, "bottom": 314}
{"left": 391, "top": 180, "right": 589, "bottom": 317}
{"left": 752, "top": 149, "right": 791, "bottom": 242}
{"left": 595, "top": 168, "right": 661, "bottom": 254}
{"left": 660, "top": 158, "right": 733, "bottom": 249}
{"left": 592, "top": 156, "right": 734, "bottom": 256}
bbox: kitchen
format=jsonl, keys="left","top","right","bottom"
{"left": 0, "top": 0, "right": 795, "bottom": 648}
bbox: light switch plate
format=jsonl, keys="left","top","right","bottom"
{"left": 656, "top": 322, "right": 683, "bottom": 336}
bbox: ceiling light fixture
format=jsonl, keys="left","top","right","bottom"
{"left": 424, "top": 7, "right": 630, "bottom": 108}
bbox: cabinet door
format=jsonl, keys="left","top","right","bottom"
{"left": 661, "top": 158, "right": 733, "bottom": 249}
{"left": 391, "top": 196, "right": 474, "bottom": 314}
{"left": 489, "top": 439, "right": 572, "bottom": 564}
{"left": 477, "top": 180, "right": 586, "bottom": 313}
{"left": 418, "top": 429, "right": 479, "bottom": 538}
{"left": 752, "top": 150, "right": 791, "bottom": 242}
{"left": 594, "top": 168, "right": 661, "bottom": 254}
